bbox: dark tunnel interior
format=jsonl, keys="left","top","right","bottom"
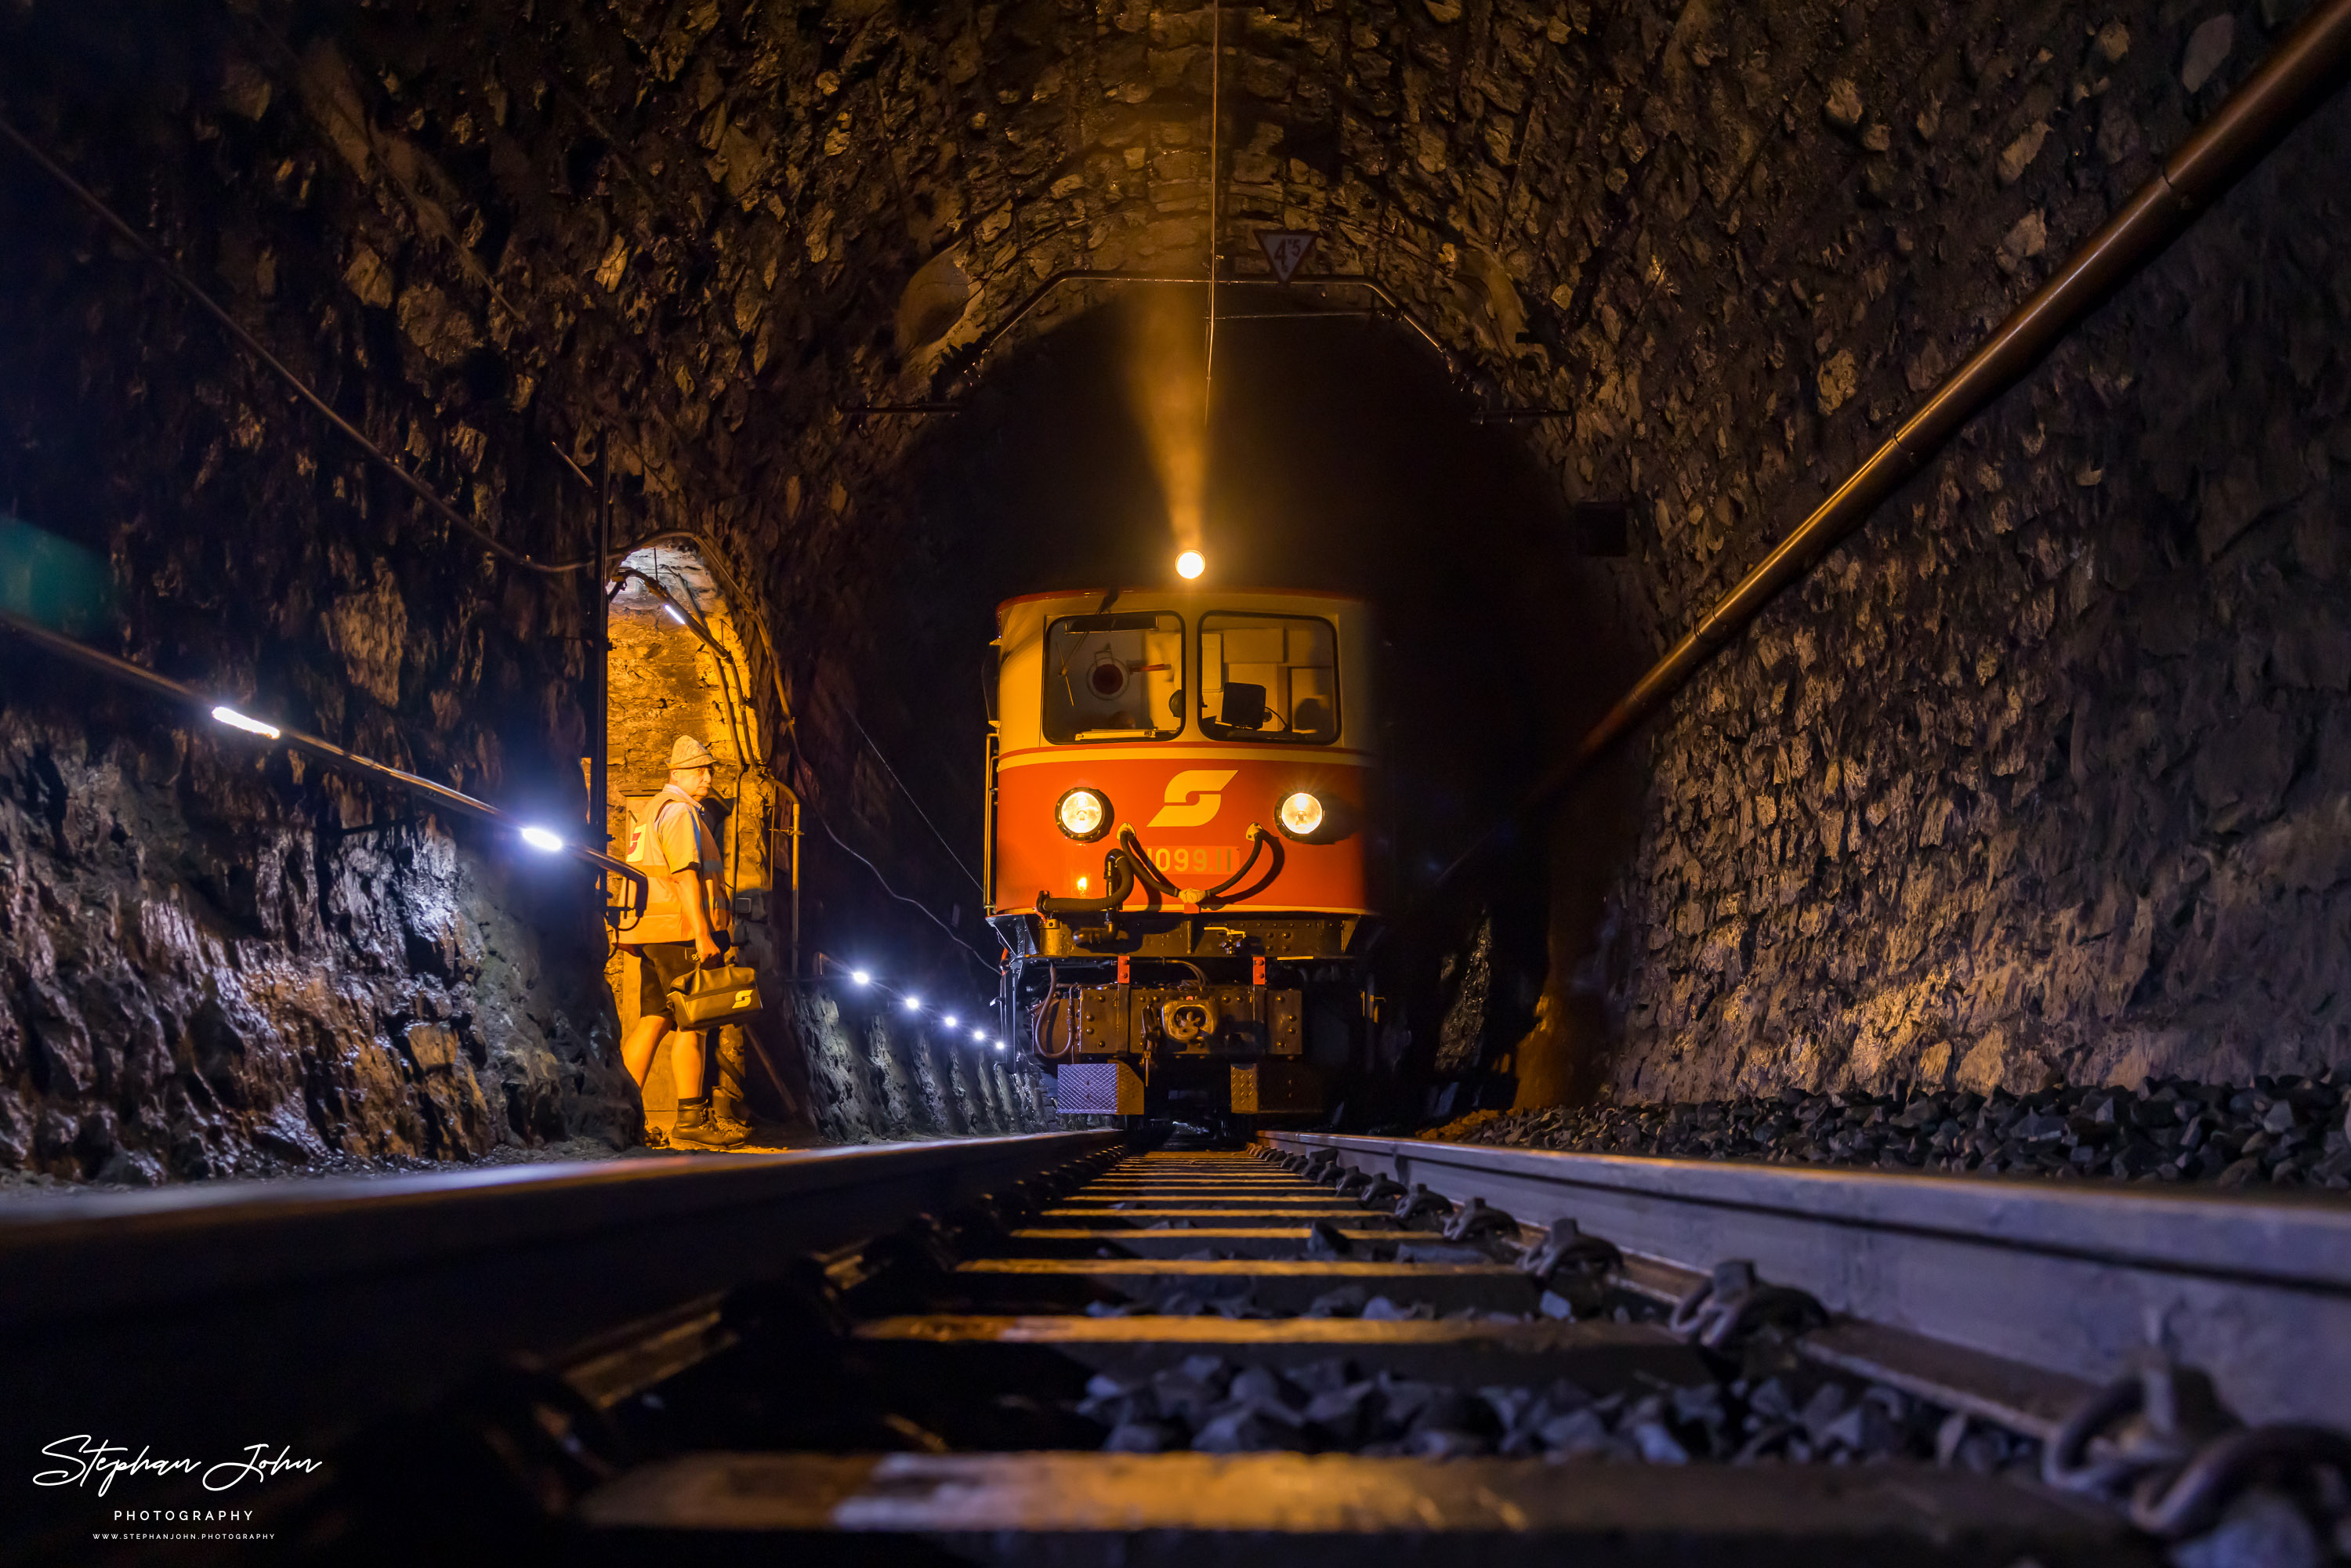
{"left": 4, "top": 0, "right": 2351, "bottom": 1554}
{"left": 0, "top": 0, "right": 2348, "bottom": 1177}
{"left": 857, "top": 295, "right": 1646, "bottom": 1104}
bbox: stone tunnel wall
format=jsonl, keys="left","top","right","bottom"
{"left": 3, "top": 0, "right": 2345, "bottom": 1163}
{"left": 792, "top": 990, "right": 1048, "bottom": 1143}
{"left": 1567, "top": 9, "right": 2351, "bottom": 1099}
{"left": 0, "top": 0, "right": 1078, "bottom": 1176}
{"left": 573, "top": 0, "right": 2349, "bottom": 1103}
{"left": 0, "top": 19, "right": 641, "bottom": 1179}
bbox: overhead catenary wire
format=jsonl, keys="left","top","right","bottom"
{"left": 779, "top": 693, "right": 999, "bottom": 978}
{"left": 613, "top": 552, "right": 990, "bottom": 986}
{"left": 808, "top": 798, "right": 1003, "bottom": 978}
{"left": 594, "top": 505, "right": 991, "bottom": 972}
{"left": 843, "top": 710, "right": 986, "bottom": 896}
{"left": 602, "top": 502, "right": 986, "bottom": 906}
{"left": 1203, "top": 0, "right": 1221, "bottom": 433}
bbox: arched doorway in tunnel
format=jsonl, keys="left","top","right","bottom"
{"left": 600, "top": 544, "right": 807, "bottom": 1140}
{"left": 857, "top": 290, "right": 1650, "bottom": 1121}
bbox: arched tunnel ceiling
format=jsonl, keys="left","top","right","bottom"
{"left": 223, "top": 0, "right": 1942, "bottom": 614}
{"left": 13, "top": 0, "right": 2223, "bottom": 712}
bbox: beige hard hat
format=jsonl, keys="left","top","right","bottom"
{"left": 668, "top": 735, "right": 717, "bottom": 770}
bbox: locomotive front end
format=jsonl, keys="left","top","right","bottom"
{"left": 986, "top": 589, "right": 1382, "bottom": 1131}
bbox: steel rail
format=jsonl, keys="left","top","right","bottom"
{"left": 1263, "top": 1130, "right": 2351, "bottom": 1432}
{"left": 0, "top": 1130, "right": 1122, "bottom": 1555}
{"left": 0, "top": 608, "right": 647, "bottom": 897}
{"left": 574, "top": 1146, "right": 2153, "bottom": 1561}
{"left": 1416, "top": 0, "right": 2351, "bottom": 905}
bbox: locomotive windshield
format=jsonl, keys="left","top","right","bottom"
{"left": 1044, "top": 612, "right": 1184, "bottom": 742}
{"left": 1200, "top": 613, "right": 1339, "bottom": 744}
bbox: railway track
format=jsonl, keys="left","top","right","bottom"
{"left": 10, "top": 1132, "right": 2348, "bottom": 1565}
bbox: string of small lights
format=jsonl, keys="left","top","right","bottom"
{"left": 813, "top": 953, "right": 1009, "bottom": 1052}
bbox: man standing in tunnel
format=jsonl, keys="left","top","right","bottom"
{"left": 619, "top": 736, "right": 745, "bottom": 1150}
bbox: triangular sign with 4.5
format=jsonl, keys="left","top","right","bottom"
{"left": 1255, "top": 230, "right": 1318, "bottom": 284}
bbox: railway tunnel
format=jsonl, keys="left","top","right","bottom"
{"left": 2, "top": 0, "right": 2349, "bottom": 1559}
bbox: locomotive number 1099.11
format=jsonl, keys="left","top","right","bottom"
{"left": 1150, "top": 845, "right": 1241, "bottom": 877}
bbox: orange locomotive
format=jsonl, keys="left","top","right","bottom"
{"left": 987, "top": 588, "right": 1383, "bottom": 1128}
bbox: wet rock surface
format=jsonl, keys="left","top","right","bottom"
{"left": 792, "top": 989, "right": 1048, "bottom": 1143}
{"left": 0, "top": 709, "right": 636, "bottom": 1180}
{"left": 1441, "top": 1071, "right": 2351, "bottom": 1191}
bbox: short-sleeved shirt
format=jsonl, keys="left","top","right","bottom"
{"left": 623, "top": 785, "right": 724, "bottom": 946}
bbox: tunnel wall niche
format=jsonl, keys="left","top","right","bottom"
{"left": 605, "top": 546, "right": 778, "bottom": 1128}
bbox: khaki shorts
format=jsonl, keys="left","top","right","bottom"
{"left": 633, "top": 941, "right": 701, "bottom": 1023}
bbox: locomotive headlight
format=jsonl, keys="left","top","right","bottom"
{"left": 1277, "top": 791, "right": 1324, "bottom": 838}
{"left": 1055, "top": 786, "right": 1112, "bottom": 842}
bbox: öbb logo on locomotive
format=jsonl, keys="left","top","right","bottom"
{"left": 987, "top": 588, "right": 1380, "bottom": 1132}
{"left": 1147, "top": 769, "right": 1237, "bottom": 828}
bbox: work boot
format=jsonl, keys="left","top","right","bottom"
{"left": 669, "top": 1096, "right": 747, "bottom": 1151}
